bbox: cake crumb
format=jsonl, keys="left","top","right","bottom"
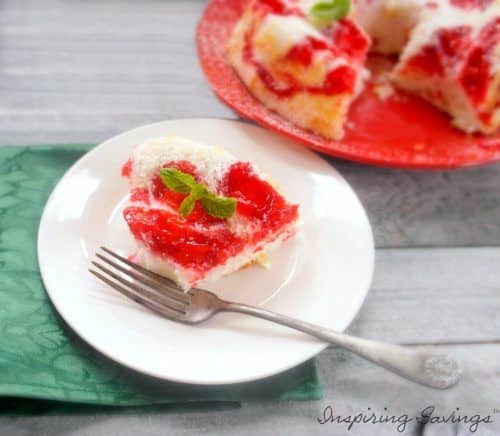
{"left": 373, "top": 82, "right": 395, "bottom": 101}
{"left": 255, "top": 252, "right": 270, "bottom": 269}
{"left": 240, "top": 252, "right": 270, "bottom": 270}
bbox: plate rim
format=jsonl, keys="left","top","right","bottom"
{"left": 37, "top": 117, "right": 375, "bottom": 385}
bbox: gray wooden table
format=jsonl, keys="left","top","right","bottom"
{"left": 1, "top": 1, "right": 499, "bottom": 434}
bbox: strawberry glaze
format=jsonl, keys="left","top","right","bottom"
{"left": 459, "top": 17, "right": 500, "bottom": 105}
{"left": 405, "top": 26, "right": 473, "bottom": 76}
{"left": 252, "top": 0, "right": 303, "bottom": 16}
{"left": 450, "top": 0, "right": 493, "bottom": 9}
{"left": 123, "top": 159, "right": 298, "bottom": 273}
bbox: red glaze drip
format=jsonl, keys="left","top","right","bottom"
{"left": 130, "top": 188, "right": 149, "bottom": 203}
{"left": 328, "top": 19, "right": 370, "bottom": 59}
{"left": 460, "top": 47, "right": 490, "bottom": 104}
{"left": 252, "top": 0, "right": 303, "bottom": 16}
{"left": 405, "top": 25, "right": 473, "bottom": 77}
{"left": 220, "top": 162, "right": 298, "bottom": 243}
{"left": 255, "top": 65, "right": 296, "bottom": 97}
{"left": 256, "top": 65, "right": 357, "bottom": 97}
{"left": 460, "top": 18, "right": 500, "bottom": 104}
{"left": 121, "top": 158, "right": 133, "bottom": 177}
{"left": 285, "top": 36, "right": 330, "bottom": 66}
{"left": 450, "top": 0, "right": 493, "bottom": 9}
{"left": 406, "top": 45, "right": 445, "bottom": 76}
{"left": 438, "top": 26, "right": 473, "bottom": 59}
{"left": 124, "top": 207, "right": 245, "bottom": 272}
{"left": 323, "top": 66, "right": 357, "bottom": 94}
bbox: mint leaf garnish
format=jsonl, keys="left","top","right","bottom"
{"left": 191, "top": 183, "right": 208, "bottom": 199}
{"left": 200, "top": 194, "right": 237, "bottom": 219}
{"left": 310, "top": 0, "right": 350, "bottom": 22}
{"left": 159, "top": 168, "right": 196, "bottom": 194}
{"left": 179, "top": 194, "right": 197, "bottom": 217}
{"left": 160, "top": 167, "right": 237, "bottom": 219}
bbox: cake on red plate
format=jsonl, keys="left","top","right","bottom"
{"left": 392, "top": 0, "right": 499, "bottom": 134}
{"left": 228, "top": 0, "right": 499, "bottom": 136}
{"left": 122, "top": 136, "right": 300, "bottom": 290}
{"left": 228, "top": 0, "right": 370, "bottom": 140}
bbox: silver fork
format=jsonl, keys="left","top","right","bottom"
{"left": 90, "top": 247, "right": 461, "bottom": 389}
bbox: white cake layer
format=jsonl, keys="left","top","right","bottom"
{"left": 129, "top": 136, "right": 236, "bottom": 193}
{"left": 253, "top": 14, "right": 325, "bottom": 64}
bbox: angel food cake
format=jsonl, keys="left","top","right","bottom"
{"left": 228, "top": 0, "right": 500, "bottom": 137}
{"left": 122, "top": 137, "right": 300, "bottom": 290}
{"left": 393, "top": 1, "right": 500, "bottom": 134}
{"left": 228, "top": 0, "right": 370, "bottom": 140}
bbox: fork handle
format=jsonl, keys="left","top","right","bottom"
{"left": 222, "top": 302, "right": 460, "bottom": 389}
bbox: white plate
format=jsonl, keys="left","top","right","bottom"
{"left": 38, "top": 118, "right": 374, "bottom": 385}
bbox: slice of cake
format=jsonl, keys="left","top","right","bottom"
{"left": 122, "top": 136, "right": 300, "bottom": 290}
{"left": 392, "top": 1, "right": 500, "bottom": 134}
{"left": 228, "top": 0, "right": 370, "bottom": 140}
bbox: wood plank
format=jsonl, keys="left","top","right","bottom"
{"left": 351, "top": 247, "right": 500, "bottom": 344}
{"left": 0, "top": 0, "right": 235, "bottom": 145}
{"left": 331, "top": 160, "right": 500, "bottom": 248}
{"left": 0, "top": 344, "right": 498, "bottom": 435}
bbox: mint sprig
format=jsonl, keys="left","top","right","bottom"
{"left": 310, "top": 0, "right": 350, "bottom": 22}
{"left": 200, "top": 194, "right": 237, "bottom": 219}
{"left": 159, "top": 168, "right": 237, "bottom": 219}
{"left": 159, "top": 168, "right": 195, "bottom": 194}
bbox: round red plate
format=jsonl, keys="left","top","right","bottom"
{"left": 196, "top": 0, "right": 500, "bottom": 169}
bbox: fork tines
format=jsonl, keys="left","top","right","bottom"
{"left": 89, "top": 247, "right": 189, "bottom": 320}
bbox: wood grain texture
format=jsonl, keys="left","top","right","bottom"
{"left": 0, "top": 0, "right": 234, "bottom": 144}
{"left": 351, "top": 247, "right": 500, "bottom": 344}
{"left": 2, "top": 0, "right": 500, "bottom": 248}
{"left": 332, "top": 161, "right": 500, "bottom": 248}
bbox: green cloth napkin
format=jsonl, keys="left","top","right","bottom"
{"left": 0, "top": 145, "right": 322, "bottom": 413}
